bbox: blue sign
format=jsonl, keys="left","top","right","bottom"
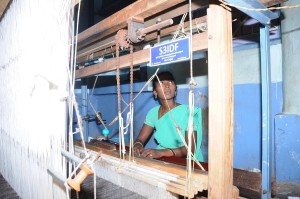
{"left": 150, "top": 37, "right": 190, "bottom": 66}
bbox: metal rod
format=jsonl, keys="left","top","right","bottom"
{"left": 260, "top": 25, "right": 272, "bottom": 199}
{"left": 47, "top": 168, "right": 70, "bottom": 190}
{"left": 138, "top": 19, "right": 173, "bottom": 36}
{"left": 77, "top": 40, "right": 115, "bottom": 60}
{"left": 61, "top": 149, "right": 82, "bottom": 164}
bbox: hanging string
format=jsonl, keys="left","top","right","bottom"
{"left": 67, "top": 0, "right": 89, "bottom": 158}
{"left": 115, "top": 41, "right": 128, "bottom": 159}
{"left": 186, "top": 88, "right": 195, "bottom": 197}
{"left": 116, "top": 42, "right": 121, "bottom": 113}
{"left": 87, "top": 68, "right": 160, "bottom": 133}
{"left": 115, "top": 42, "right": 123, "bottom": 158}
{"left": 172, "top": 13, "right": 188, "bottom": 40}
{"left": 154, "top": 78, "right": 195, "bottom": 198}
{"left": 218, "top": 0, "right": 300, "bottom": 11}
{"left": 65, "top": 1, "right": 99, "bottom": 198}
{"left": 88, "top": 98, "right": 107, "bottom": 129}
{"left": 91, "top": 165, "right": 97, "bottom": 199}
{"left": 154, "top": 74, "right": 205, "bottom": 171}
{"left": 186, "top": 0, "right": 199, "bottom": 196}
{"left": 129, "top": 44, "right": 134, "bottom": 160}
{"left": 67, "top": 4, "right": 78, "bottom": 195}
{"left": 91, "top": 75, "right": 99, "bottom": 96}
{"left": 116, "top": 44, "right": 135, "bottom": 160}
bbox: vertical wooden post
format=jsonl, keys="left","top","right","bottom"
{"left": 207, "top": 1, "right": 234, "bottom": 199}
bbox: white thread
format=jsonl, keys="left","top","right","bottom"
{"left": 219, "top": 0, "right": 300, "bottom": 11}
{"left": 0, "top": 1, "right": 72, "bottom": 198}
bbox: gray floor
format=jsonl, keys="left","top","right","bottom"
{"left": 72, "top": 175, "right": 145, "bottom": 199}
{"left": 0, "top": 173, "right": 20, "bottom": 199}
{"left": 0, "top": 172, "right": 144, "bottom": 199}
{"left": 274, "top": 182, "right": 300, "bottom": 199}
{"left": 1, "top": 171, "right": 300, "bottom": 199}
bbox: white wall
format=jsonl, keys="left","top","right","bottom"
{"left": 282, "top": 0, "right": 300, "bottom": 114}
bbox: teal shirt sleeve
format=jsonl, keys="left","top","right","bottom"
{"left": 144, "top": 106, "right": 159, "bottom": 127}
{"left": 193, "top": 107, "right": 203, "bottom": 161}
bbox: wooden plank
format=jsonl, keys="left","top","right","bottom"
{"left": 76, "top": 0, "right": 208, "bottom": 63}
{"left": 74, "top": 141, "right": 208, "bottom": 197}
{"left": 207, "top": 1, "right": 234, "bottom": 199}
{"left": 77, "top": 0, "right": 186, "bottom": 48}
{"left": 74, "top": 0, "right": 285, "bottom": 49}
{"left": 233, "top": 168, "right": 262, "bottom": 194}
{"left": 75, "top": 32, "right": 208, "bottom": 79}
{"left": 161, "top": 155, "right": 262, "bottom": 198}
{"left": 74, "top": 140, "right": 264, "bottom": 198}
{"left": 259, "top": 0, "right": 287, "bottom": 7}
{"left": 145, "top": 16, "right": 207, "bottom": 41}
{"left": 143, "top": 1, "right": 208, "bottom": 27}
{"left": 76, "top": 15, "right": 207, "bottom": 63}
{"left": 75, "top": 0, "right": 282, "bottom": 62}
{"left": 0, "top": 0, "right": 10, "bottom": 17}
{"left": 89, "top": 139, "right": 117, "bottom": 150}
{"left": 233, "top": 168, "right": 262, "bottom": 198}
{"left": 76, "top": 47, "right": 149, "bottom": 79}
{"left": 74, "top": 141, "right": 207, "bottom": 179}
{"left": 81, "top": 140, "right": 262, "bottom": 198}
{"left": 76, "top": 1, "right": 208, "bottom": 59}
{"left": 233, "top": 186, "right": 240, "bottom": 199}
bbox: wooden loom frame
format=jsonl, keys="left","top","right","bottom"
{"left": 72, "top": 0, "right": 283, "bottom": 198}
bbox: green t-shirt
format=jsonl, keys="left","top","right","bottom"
{"left": 144, "top": 104, "right": 203, "bottom": 161}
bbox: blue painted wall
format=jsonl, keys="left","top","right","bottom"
{"left": 75, "top": 81, "right": 283, "bottom": 170}
{"left": 73, "top": 18, "right": 300, "bottom": 184}
{"left": 233, "top": 83, "right": 283, "bottom": 170}
{"left": 275, "top": 114, "right": 300, "bottom": 182}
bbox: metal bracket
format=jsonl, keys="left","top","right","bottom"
{"left": 127, "top": 17, "right": 173, "bottom": 43}
{"left": 127, "top": 18, "right": 145, "bottom": 43}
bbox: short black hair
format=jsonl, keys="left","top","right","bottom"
{"left": 152, "top": 71, "right": 176, "bottom": 89}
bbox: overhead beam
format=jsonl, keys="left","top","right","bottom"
{"left": 77, "top": 0, "right": 187, "bottom": 48}
{"left": 224, "top": 0, "right": 279, "bottom": 25}
{"left": 77, "top": 0, "right": 287, "bottom": 63}
{"left": 259, "top": 0, "right": 287, "bottom": 7}
{"left": 75, "top": 32, "right": 208, "bottom": 79}
{"left": 76, "top": 16, "right": 207, "bottom": 63}
{"left": 75, "top": 0, "right": 282, "bottom": 41}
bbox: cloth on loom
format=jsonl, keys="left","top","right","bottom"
{"left": 144, "top": 104, "right": 203, "bottom": 161}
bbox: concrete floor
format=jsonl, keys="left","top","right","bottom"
{"left": 0, "top": 173, "right": 20, "bottom": 199}
{"left": 273, "top": 182, "right": 300, "bottom": 199}
{"left": 1, "top": 171, "right": 300, "bottom": 199}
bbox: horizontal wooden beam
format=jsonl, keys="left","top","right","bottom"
{"left": 76, "top": 47, "right": 149, "bottom": 79}
{"left": 76, "top": 1, "right": 208, "bottom": 59}
{"left": 75, "top": 0, "right": 281, "bottom": 62}
{"left": 76, "top": 15, "right": 207, "bottom": 63}
{"left": 259, "top": 0, "right": 287, "bottom": 7}
{"left": 74, "top": 141, "right": 208, "bottom": 197}
{"left": 233, "top": 168, "right": 261, "bottom": 198}
{"left": 75, "top": 32, "right": 208, "bottom": 79}
{"left": 74, "top": 140, "right": 263, "bottom": 198}
{"left": 76, "top": 0, "right": 282, "bottom": 48}
{"left": 77, "top": 0, "right": 187, "bottom": 48}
